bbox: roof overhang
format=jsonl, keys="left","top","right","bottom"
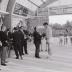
{"left": 16, "top": 0, "right": 58, "bottom": 12}
{"left": 48, "top": 0, "right": 72, "bottom": 7}
{"left": 48, "top": 4, "right": 72, "bottom": 16}
{"left": 39, "top": 0, "right": 58, "bottom": 8}
{"left": 48, "top": 0, "right": 72, "bottom": 15}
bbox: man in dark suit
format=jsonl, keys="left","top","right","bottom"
{"left": 18, "top": 27, "right": 25, "bottom": 55}
{"left": 18, "top": 26, "right": 28, "bottom": 55}
{"left": 33, "top": 27, "right": 42, "bottom": 58}
{"left": 12, "top": 27, "right": 23, "bottom": 59}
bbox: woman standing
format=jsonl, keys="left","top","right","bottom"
{"left": 0, "top": 25, "right": 8, "bottom": 66}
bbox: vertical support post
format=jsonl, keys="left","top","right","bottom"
{"left": 3, "top": 0, "right": 16, "bottom": 29}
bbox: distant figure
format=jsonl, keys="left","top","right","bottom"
{"left": 59, "top": 36, "right": 63, "bottom": 46}
{"left": 64, "top": 35, "right": 68, "bottom": 45}
{"left": 64, "top": 29, "right": 68, "bottom": 45}
{"left": 70, "top": 36, "right": 72, "bottom": 45}
{"left": 33, "top": 27, "right": 42, "bottom": 58}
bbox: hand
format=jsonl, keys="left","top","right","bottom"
{"left": 0, "top": 41, "right": 2, "bottom": 46}
{"left": 5, "top": 41, "right": 8, "bottom": 43}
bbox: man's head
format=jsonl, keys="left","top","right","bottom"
{"left": 43, "top": 22, "right": 48, "bottom": 28}
{"left": 7, "top": 28, "right": 10, "bottom": 32}
{"left": 13, "top": 27, "right": 18, "bottom": 32}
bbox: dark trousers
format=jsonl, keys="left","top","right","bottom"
{"left": 21, "top": 43, "right": 24, "bottom": 55}
{"left": 21, "top": 39, "right": 28, "bottom": 54}
{"left": 24, "top": 43, "right": 28, "bottom": 54}
{"left": 35, "top": 43, "right": 40, "bottom": 57}
{"left": 8, "top": 42, "right": 13, "bottom": 58}
{"left": 0, "top": 46, "right": 7, "bottom": 64}
{"left": 14, "top": 42, "right": 22, "bottom": 58}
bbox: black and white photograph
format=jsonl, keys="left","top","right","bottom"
{"left": 0, "top": 0, "right": 72, "bottom": 72}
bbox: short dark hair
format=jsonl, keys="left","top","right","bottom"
{"left": 7, "top": 28, "right": 10, "bottom": 31}
{"left": 43, "top": 22, "right": 48, "bottom": 25}
{"left": 13, "top": 27, "right": 17, "bottom": 30}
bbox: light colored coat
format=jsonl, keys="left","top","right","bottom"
{"left": 45, "top": 26, "right": 52, "bottom": 42}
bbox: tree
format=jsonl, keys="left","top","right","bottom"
{"left": 52, "top": 23, "right": 62, "bottom": 29}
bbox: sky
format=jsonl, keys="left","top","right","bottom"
{"left": 49, "top": 15, "right": 72, "bottom": 25}
{"left": 48, "top": 0, "right": 72, "bottom": 25}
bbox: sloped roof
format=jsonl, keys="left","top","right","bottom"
{"left": 48, "top": 0, "right": 72, "bottom": 7}
{"left": 16, "top": 0, "right": 57, "bottom": 11}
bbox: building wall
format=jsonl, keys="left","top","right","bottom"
{"left": 0, "top": 0, "right": 10, "bottom": 30}
{"left": 0, "top": 0, "right": 9, "bottom": 11}
{"left": 11, "top": 15, "right": 26, "bottom": 29}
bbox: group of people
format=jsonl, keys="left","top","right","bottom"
{"left": 0, "top": 25, "right": 29, "bottom": 66}
{"left": 12, "top": 26, "right": 28, "bottom": 59}
{"left": 0, "top": 21, "right": 52, "bottom": 67}
{"left": 33, "top": 22, "right": 52, "bottom": 58}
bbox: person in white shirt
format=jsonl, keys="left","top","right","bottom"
{"left": 43, "top": 22, "right": 52, "bottom": 57}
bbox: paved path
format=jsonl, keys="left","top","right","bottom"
{"left": 0, "top": 37, "right": 72, "bottom": 72}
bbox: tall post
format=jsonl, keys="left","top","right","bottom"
{"left": 3, "top": 0, "right": 16, "bottom": 29}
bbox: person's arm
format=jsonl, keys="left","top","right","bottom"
{"left": 0, "top": 32, "right": 2, "bottom": 46}
{"left": 0, "top": 41, "right": 2, "bottom": 46}
{"left": 5, "top": 34, "right": 9, "bottom": 45}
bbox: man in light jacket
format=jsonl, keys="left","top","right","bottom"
{"left": 43, "top": 22, "right": 52, "bottom": 57}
